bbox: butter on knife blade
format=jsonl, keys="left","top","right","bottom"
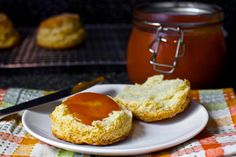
{"left": 0, "top": 76, "right": 105, "bottom": 119}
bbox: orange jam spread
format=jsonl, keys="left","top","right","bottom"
{"left": 64, "top": 92, "right": 121, "bottom": 125}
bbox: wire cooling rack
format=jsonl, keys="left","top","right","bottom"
{"left": 0, "top": 24, "right": 131, "bottom": 68}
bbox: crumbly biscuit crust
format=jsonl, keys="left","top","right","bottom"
{"left": 115, "top": 75, "right": 191, "bottom": 122}
{"left": 50, "top": 103, "right": 132, "bottom": 145}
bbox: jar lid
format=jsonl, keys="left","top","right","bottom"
{"left": 134, "top": 2, "right": 224, "bottom": 28}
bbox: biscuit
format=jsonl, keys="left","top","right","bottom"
{"left": 115, "top": 75, "right": 191, "bottom": 122}
{"left": 0, "top": 13, "right": 19, "bottom": 49}
{"left": 50, "top": 92, "right": 132, "bottom": 145}
{"left": 36, "top": 13, "right": 86, "bottom": 49}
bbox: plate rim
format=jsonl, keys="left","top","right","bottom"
{"left": 22, "top": 84, "right": 209, "bottom": 156}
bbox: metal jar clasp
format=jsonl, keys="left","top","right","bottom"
{"left": 149, "top": 26, "right": 185, "bottom": 74}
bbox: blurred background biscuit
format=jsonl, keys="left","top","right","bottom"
{"left": 0, "top": 13, "right": 19, "bottom": 49}
{"left": 36, "top": 13, "right": 86, "bottom": 49}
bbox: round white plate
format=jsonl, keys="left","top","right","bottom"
{"left": 22, "top": 84, "right": 208, "bottom": 156}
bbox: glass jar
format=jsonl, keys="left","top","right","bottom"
{"left": 127, "top": 2, "right": 226, "bottom": 88}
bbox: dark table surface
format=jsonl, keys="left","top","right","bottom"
{"left": 0, "top": 65, "right": 234, "bottom": 91}
{"left": 0, "top": 65, "right": 131, "bottom": 90}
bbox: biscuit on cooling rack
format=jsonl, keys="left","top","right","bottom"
{"left": 0, "top": 13, "right": 19, "bottom": 49}
{"left": 36, "top": 13, "right": 86, "bottom": 49}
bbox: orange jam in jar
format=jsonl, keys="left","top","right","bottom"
{"left": 127, "top": 2, "right": 226, "bottom": 88}
{"left": 64, "top": 92, "right": 120, "bottom": 125}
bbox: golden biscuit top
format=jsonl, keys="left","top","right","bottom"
{"left": 39, "top": 13, "right": 81, "bottom": 29}
{"left": 0, "top": 13, "right": 12, "bottom": 28}
{"left": 0, "top": 13, "right": 7, "bottom": 22}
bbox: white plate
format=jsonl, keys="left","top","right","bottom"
{"left": 22, "top": 84, "right": 208, "bottom": 156}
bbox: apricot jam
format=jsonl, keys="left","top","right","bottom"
{"left": 127, "top": 2, "right": 226, "bottom": 88}
{"left": 64, "top": 92, "right": 120, "bottom": 125}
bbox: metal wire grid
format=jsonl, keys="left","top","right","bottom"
{"left": 0, "top": 24, "right": 131, "bottom": 68}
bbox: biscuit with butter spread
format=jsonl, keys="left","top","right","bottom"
{"left": 50, "top": 92, "right": 132, "bottom": 145}
{"left": 114, "top": 75, "right": 191, "bottom": 122}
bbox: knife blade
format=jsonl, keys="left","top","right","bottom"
{"left": 0, "top": 76, "right": 104, "bottom": 119}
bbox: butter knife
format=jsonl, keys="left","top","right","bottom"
{"left": 0, "top": 76, "right": 104, "bottom": 119}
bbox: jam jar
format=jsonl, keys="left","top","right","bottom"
{"left": 127, "top": 2, "right": 226, "bottom": 88}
